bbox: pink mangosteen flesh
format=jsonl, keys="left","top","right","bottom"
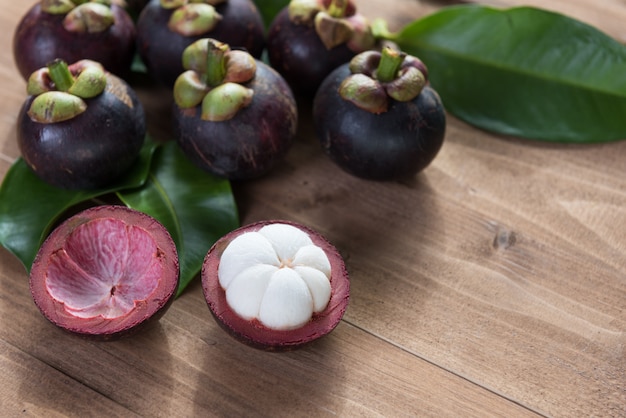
{"left": 29, "top": 205, "right": 179, "bottom": 340}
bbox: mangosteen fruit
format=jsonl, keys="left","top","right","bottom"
{"left": 313, "top": 46, "right": 446, "bottom": 181}
{"left": 202, "top": 220, "right": 350, "bottom": 351}
{"left": 172, "top": 38, "right": 297, "bottom": 180}
{"left": 17, "top": 59, "right": 146, "bottom": 190}
{"left": 13, "top": 0, "right": 136, "bottom": 80}
{"left": 267, "top": 0, "right": 376, "bottom": 97}
{"left": 136, "top": 0, "right": 265, "bottom": 87}
{"left": 29, "top": 205, "right": 180, "bottom": 340}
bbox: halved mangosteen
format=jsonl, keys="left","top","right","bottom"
{"left": 29, "top": 205, "right": 180, "bottom": 340}
{"left": 202, "top": 220, "right": 350, "bottom": 351}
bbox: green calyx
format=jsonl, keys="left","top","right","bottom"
{"left": 339, "top": 73, "right": 388, "bottom": 114}
{"left": 28, "top": 91, "right": 88, "bottom": 123}
{"left": 68, "top": 64, "right": 108, "bottom": 97}
{"left": 41, "top": 1, "right": 115, "bottom": 33}
{"left": 340, "top": 46, "right": 428, "bottom": 114}
{"left": 174, "top": 71, "right": 210, "bottom": 108}
{"left": 26, "top": 69, "right": 53, "bottom": 97}
{"left": 201, "top": 83, "right": 253, "bottom": 121}
{"left": 289, "top": 0, "right": 350, "bottom": 23}
{"left": 167, "top": 2, "right": 223, "bottom": 36}
{"left": 41, "top": 0, "right": 77, "bottom": 14}
{"left": 160, "top": 0, "right": 226, "bottom": 9}
{"left": 41, "top": 0, "right": 114, "bottom": 14}
{"left": 314, "top": 12, "right": 353, "bottom": 50}
{"left": 288, "top": 0, "right": 375, "bottom": 52}
{"left": 288, "top": 0, "right": 319, "bottom": 23}
{"left": 174, "top": 38, "right": 256, "bottom": 121}
{"left": 161, "top": 0, "right": 187, "bottom": 7}
{"left": 26, "top": 59, "right": 107, "bottom": 123}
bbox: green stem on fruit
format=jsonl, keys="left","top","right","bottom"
{"left": 47, "top": 59, "right": 75, "bottom": 92}
{"left": 327, "top": 0, "right": 348, "bottom": 18}
{"left": 174, "top": 38, "right": 255, "bottom": 119}
{"left": 375, "top": 46, "right": 406, "bottom": 83}
{"left": 205, "top": 40, "right": 228, "bottom": 87}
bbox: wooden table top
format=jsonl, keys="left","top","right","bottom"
{"left": 1, "top": 0, "right": 625, "bottom": 416}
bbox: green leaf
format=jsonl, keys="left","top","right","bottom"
{"left": 117, "top": 141, "right": 239, "bottom": 297}
{"left": 253, "top": 0, "right": 288, "bottom": 27}
{"left": 394, "top": 5, "right": 626, "bottom": 142}
{"left": 0, "top": 138, "right": 158, "bottom": 271}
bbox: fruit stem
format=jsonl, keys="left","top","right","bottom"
{"left": 47, "top": 59, "right": 75, "bottom": 92}
{"left": 375, "top": 46, "right": 405, "bottom": 83}
{"left": 327, "top": 0, "right": 348, "bottom": 18}
{"left": 205, "top": 40, "right": 228, "bottom": 87}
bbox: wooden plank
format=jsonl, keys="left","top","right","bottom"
{"left": 1, "top": 0, "right": 625, "bottom": 417}
{"left": 0, "top": 253, "right": 537, "bottom": 416}
{"left": 233, "top": 112, "right": 626, "bottom": 416}
{"left": 0, "top": 340, "right": 139, "bottom": 417}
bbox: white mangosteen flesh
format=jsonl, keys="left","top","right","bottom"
{"left": 217, "top": 223, "right": 332, "bottom": 331}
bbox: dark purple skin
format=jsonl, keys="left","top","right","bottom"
{"left": 17, "top": 74, "right": 146, "bottom": 190}
{"left": 136, "top": 0, "right": 265, "bottom": 87}
{"left": 13, "top": 4, "right": 136, "bottom": 80}
{"left": 173, "top": 62, "right": 297, "bottom": 181}
{"left": 267, "top": 7, "right": 356, "bottom": 98}
{"left": 313, "top": 64, "right": 446, "bottom": 181}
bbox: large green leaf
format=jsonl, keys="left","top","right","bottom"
{"left": 0, "top": 139, "right": 157, "bottom": 271}
{"left": 394, "top": 5, "right": 626, "bottom": 142}
{"left": 117, "top": 141, "right": 239, "bottom": 296}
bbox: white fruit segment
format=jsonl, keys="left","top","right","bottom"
{"left": 45, "top": 218, "right": 162, "bottom": 319}
{"left": 218, "top": 223, "right": 332, "bottom": 330}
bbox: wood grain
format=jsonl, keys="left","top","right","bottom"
{"left": 1, "top": 1, "right": 625, "bottom": 416}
